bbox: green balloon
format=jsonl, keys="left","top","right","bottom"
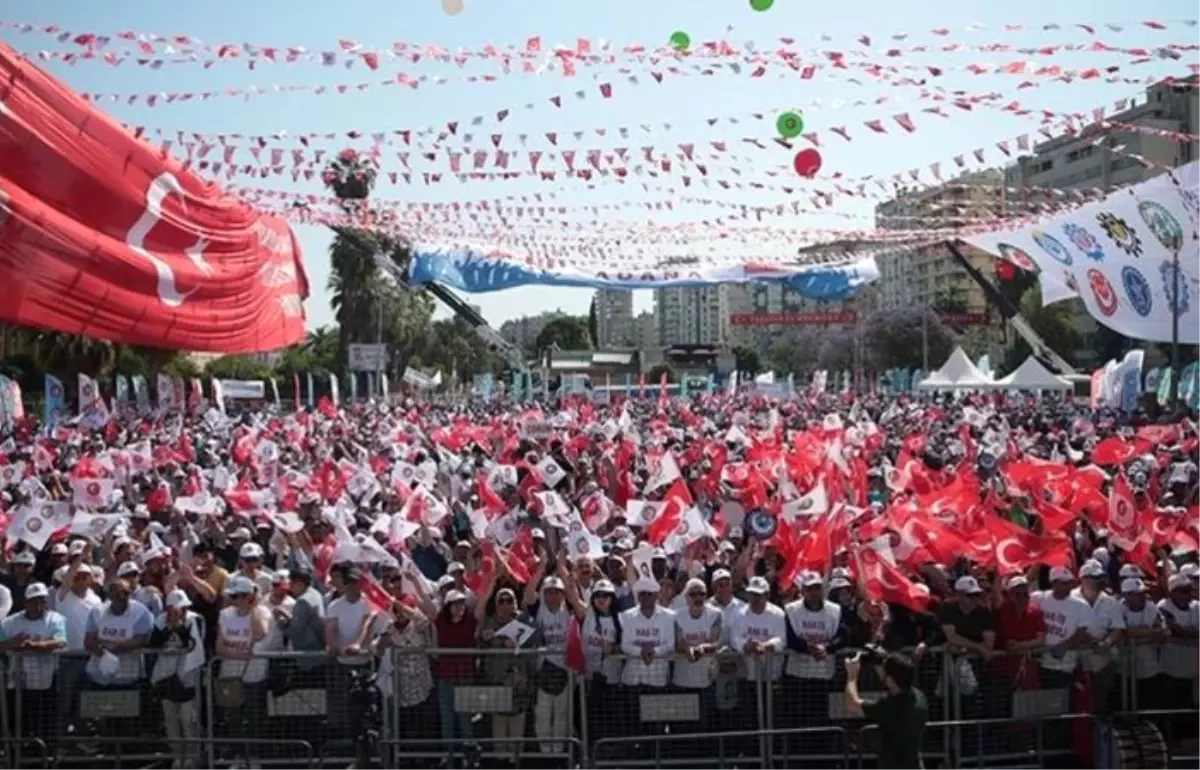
{"left": 750, "top": 0, "right": 775, "bottom": 10}
{"left": 669, "top": 31, "right": 691, "bottom": 51}
{"left": 777, "top": 112, "right": 804, "bottom": 138}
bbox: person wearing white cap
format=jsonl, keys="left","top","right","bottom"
{"left": 53, "top": 552, "right": 103, "bottom": 735}
{"left": 215, "top": 574, "right": 270, "bottom": 768}
{"left": 0, "top": 582, "right": 66, "bottom": 736}
{"left": 84, "top": 577, "right": 154, "bottom": 689}
{"left": 730, "top": 576, "right": 786, "bottom": 678}
{"left": 1070, "top": 559, "right": 1125, "bottom": 712}
{"left": 672, "top": 577, "right": 721, "bottom": 702}
{"left": 523, "top": 563, "right": 577, "bottom": 756}
{"left": 1030, "top": 567, "right": 1092, "bottom": 682}
{"left": 992, "top": 575, "right": 1046, "bottom": 689}
{"left": 707, "top": 568, "right": 746, "bottom": 638}
{"left": 1118, "top": 577, "right": 1167, "bottom": 711}
{"left": 1156, "top": 572, "right": 1199, "bottom": 713}
{"left": 781, "top": 572, "right": 843, "bottom": 738}
{"left": 229, "top": 541, "right": 272, "bottom": 599}
{"left": 148, "top": 589, "right": 206, "bottom": 770}
{"left": 5, "top": 550, "right": 37, "bottom": 615}
{"left": 620, "top": 575, "right": 675, "bottom": 692}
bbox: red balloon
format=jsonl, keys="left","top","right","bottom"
{"left": 792, "top": 148, "right": 822, "bottom": 178}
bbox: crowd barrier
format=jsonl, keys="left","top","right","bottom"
{"left": 0, "top": 641, "right": 1193, "bottom": 768}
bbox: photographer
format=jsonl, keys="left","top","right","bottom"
{"left": 844, "top": 650, "right": 928, "bottom": 770}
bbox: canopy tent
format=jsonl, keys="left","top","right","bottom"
{"left": 994, "top": 356, "right": 1072, "bottom": 391}
{"left": 917, "top": 347, "right": 996, "bottom": 391}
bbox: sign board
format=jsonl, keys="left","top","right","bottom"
{"left": 729, "top": 311, "right": 858, "bottom": 327}
{"left": 347, "top": 343, "right": 389, "bottom": 372}
{"left": 219, "top": 380, "right": 266, "bottom": 400}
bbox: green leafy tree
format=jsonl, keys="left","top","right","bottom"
{"left": 767, "top": 328, "right": 823, "bottom": 377}
{"left": 1000, "top": 287, "right": 1083, "bottom": 374}
{"left": 860, "top": 307, "right": 952, "bottom": 370}
{"left": 420, "top": 317, "right": 501, "bottom": 384}
{"left": 647, "top": 364, "right": 675, "bottom": 383}
{"left": 205, "top": 355, "right": 273, "bottom": 381}
{"left": 534, "top": 316, "right": 592, "bottom": 355}
{"left": 731, "top": 345, "right": 762, "bottom": 376}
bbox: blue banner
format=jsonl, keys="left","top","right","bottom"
{"left": 408, "top": 248, "right": 878, "bottom": 300}
{"left": 44, "top": 374, "right": 65, "bottom": 432}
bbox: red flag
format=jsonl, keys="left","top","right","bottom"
{"left": 360, "top": 572, "right": 395, "bottom": 615}
{"left": 565, "top": 616, "right": 587, "bottom": 675}
{"left": 0, "top": 42, "right": 307, "bottom": 353}
{"left": 1106, "top": 473, "right": 1139, "bottom": 549}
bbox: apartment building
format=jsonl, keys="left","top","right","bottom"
{"left": 634, "top": 311, "right": 659, "bottom": 350}
{"left": 654, "top": 286, "right": 731, "bottom": 347}
{"left": 593, "top": 289, "right": 635, "bottom": 348}
{"left": 498, "top": 310, "right": 568, "bottom": 351}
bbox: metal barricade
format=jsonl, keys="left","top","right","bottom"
{"left": 582, "top": 651, "right": 772, "bottom": 769}
{"left": 0, "top": 738, "right": 49, "bottom": 770}
{"left": 593, "top": 727, "right": 847, "bottom": 769}
{"left": 382, "top": 646, "right": 578, "bottom": 768}
{"left": 49, "top": 737, "right": 315, "bottom": 769}
{"left": 206, "top": 651, "right": 372, "bottom": 768}
{"left": 854, "top": 716, "right": 1092, "bottom": 769}
{"left": 380, "top": 737, "right": 584, "bottom": 768}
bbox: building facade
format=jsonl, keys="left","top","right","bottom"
{"left": 654, "top": 286, "right": 731, "bottom": 347}
{"left": 498, "top": 310, "right": 568, "bottom": 352}
{"left": 593, "top": 289, "right": 635, "bottom": 348}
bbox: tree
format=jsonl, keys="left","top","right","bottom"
{"left": 534, "top": 316, "right": 592, "bottom": 356}
{"left": 816, "top": 328, "right": 857, "bottom": 372}
{"left": 648, "top": 364, "right": 675, "bottom": 383}
{"left": 731, "top": 345, "right": 762, "bottom": 376}
{"left": 859, "top": 307, "right": 953, "bottom": 371}
{"left": 767, "top": 328, "right": 823, "bottom": 376}
{"left": 420, "top": 317, "right": 501, "bottom": 384}
{"left": 23, "top": 332, "right": 116, "bottom": 382}
{"left": 1000, "top": 287, "right": 1083, "bottom": 375}
{"left": 204, "top": 355, "right": 273, "bottom": 381}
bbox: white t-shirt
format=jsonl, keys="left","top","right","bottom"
{"left": 1, "top": 610, "right": 66, "bottom": 690}
{"left": 535, "top": 601, "right": 571, "bottom": 670}
{"left": 1031, "top": 591, "right": 1092, "bottom": 673}
{"left": 56, "top": 590, "right": 103, "bottom": 651}
{"left": 1070, "top": 588, "right": 1126, "bottom": 672}
{"left": 85, "top": 599, "right": 153, "bottom": 684}
{"left": 581, "top": 610, "right": 622, "bottom": 683}
{"left": 217, "top": 604, "right": 270, "bottom": 683}
{"left": 730, "top": 603, "right": 786, "bottom": 681}
{"left": 708, "top": 595, "right": 747, "bottom": 647}
{"left": 1120, "top": 601, "right": 1163, "bottom": 680}
{"left": 619, "top": 604, "right": 675, "bottom": 687}
{"left": 327, "top": 594, "right": 381, "bottom": 664}
{"left": 783, "top": 599, "right": 842, "bottom": 680}
{"left": 1157, "top": 597, "right": 1199, "bottom": 680}
{"left": 673, "top": 604, "right": 722, "bottom": 689}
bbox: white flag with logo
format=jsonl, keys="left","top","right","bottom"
{"left": 70, "top": 512, "right": 125, "bottom": 540}
{"left": 71, "top": 477, "right": 116, "bottom": 509}
{"left": 10, "top": 502, "right": 71, "bottom": 550}
{"left": 536, "top": 456, "right": 567, "bottom": 488}
{"left": 644, "top": 452, "right": 681, "bottom": 494}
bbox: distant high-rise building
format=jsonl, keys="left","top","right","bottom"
{"left": 594, "top": 289, "right": 635, "bottom": 347}
{"left": 634, "top": 311, "right": 658, "bottom": 350}
{"left": 499, "top": 310, "right": 568, "bottom": 352}
{"left": 655, "top": 286, "right": 731, "bottom": 347}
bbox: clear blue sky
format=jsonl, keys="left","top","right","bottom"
{"left": 3, "top": 0, "right": 1195, "bottom": 329}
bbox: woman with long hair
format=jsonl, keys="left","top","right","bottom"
{"left": 579, "top": 578, "right": 622, "bottom": 753}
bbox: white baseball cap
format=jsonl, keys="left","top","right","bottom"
{"left": 11, "top": 551, "right": 35, "bottom": 566}
{"left": 1049, "top": 566, "right": 1075, "bottom": 583}
{"left": 800, "top": 572, "right": 825, "bottom": 588}
{"left": 1078, "top": 560, "right": 1106, "bottom": 579}
{"left": 447, "top": 561, "right": 465, "bottom": 574}
{"left": 1120, "top": 578, "right": 1146, "bottom": 595}
{"left": 1168, "top": 574, "right": 1191, "bottom": 591}
{"left": 238, "top": 542, "right": 263, "bottom": 560}
{"left": 744, "top": 576, "right": 770, "bottom": 595}
{"left": 712, "top": 568, "right": 733, "bottom": 582}
{"left": 444, "top": 589, "right": 468, "bottom": 604}
{"left": 1006, "top": 575, "right": 1029, "bottom": 589}
{"left": 828, "top": 577, "right": 852, "bottom": 590}
{"left": 224, "top": 575, "right": 254, "bottom": 596}
{"left": 542, "top": 576, "right": 566, "bottom": 592}
{"left": 1118, "top": 564, "right": 1144, "bottom": 579}
{"left": 166, "top": 589, "right": 192, "bottom": 609}
{"left": 117, "top": 561, "right": 141, "bottom": 578}
{"left": 24, "top": 582, "right": 49, "bottom": 600}
{"left": 954, "top": 576, "right": 983, "bottom": 595}
{"left": 592, "top": 579, "right": 616, "bottom": 594}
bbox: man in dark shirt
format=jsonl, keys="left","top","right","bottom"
{"left": 844, "top": 651, "right": 928, "bottom": 769}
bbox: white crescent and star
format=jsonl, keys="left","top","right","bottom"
{"left": 126, "top": 173, "right": 211, "bottom": 308}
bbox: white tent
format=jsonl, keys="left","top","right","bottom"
{"left": 917, "top": 347, "right": 995, "bottom": 390}
{"left": 993, "top": 356, "right": 1071, "bottom": 391}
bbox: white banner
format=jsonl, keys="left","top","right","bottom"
{"left": 965, "top": 162, "right": 1199, "bottom": 344}
{"left": 218, "top": 379, "right": 266, "bottom": 399}
{"left": 347, "top": 343, "right": 389, "bottom": 372}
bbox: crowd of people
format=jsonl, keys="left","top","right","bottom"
{"left": 0, "top": 386, "right": 1195, "bottom": 769}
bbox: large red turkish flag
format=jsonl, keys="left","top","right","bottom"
{"left": 0, "top": 43, "right": 308, "bottom": 352}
